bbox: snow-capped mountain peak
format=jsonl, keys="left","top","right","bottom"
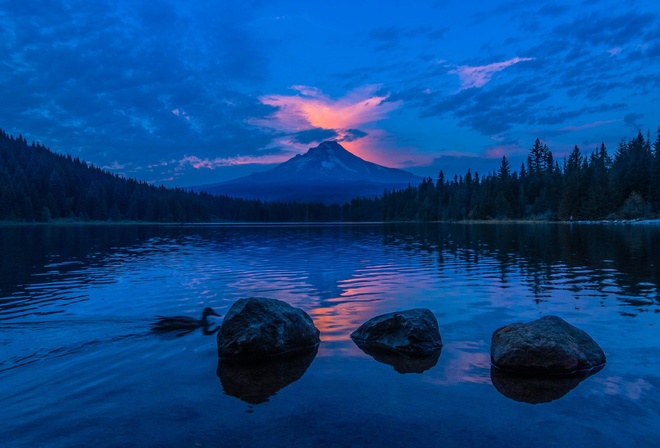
{"left": 194, "top": 141, "right": 422, "bottom": 203}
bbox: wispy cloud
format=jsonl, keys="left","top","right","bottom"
{"left": 249, "top": 85, "right": 420, "bottom": 165}
{"left": 449, "top": 57, "right": 535, "bottom": 90}
{"left": 102, "top": 161, "right": 126, "bottom": 170}
{"left": 171, "top": 108, "right": 191, "bottom": 121}
{"left": 289, "top": 85, "right": 323, "bottom": 98}
{"left": 559, "top": 119, "right": 617, "bottom": 132}
{"left": 253, "top": 84, "right": 401, "bottom": 132}
{"left": 179, "top": 153, "right": 289, "bottom": 169}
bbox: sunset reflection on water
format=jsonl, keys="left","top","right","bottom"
{"left": 1, "top": 223, "right": 659, "bottom": 447}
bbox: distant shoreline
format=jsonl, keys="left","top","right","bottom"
{"left": 2, "top": 218, "right": 660, "bottom": 227}
{"left": 0, "top": 219, "right": 174, "bottom": 227}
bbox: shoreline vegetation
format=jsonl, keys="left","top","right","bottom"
{"left": 2, "top": 127, "right": 660, "bottom": 224}
{"left": 3, "top": 218, "right": 660, "bottom": 227}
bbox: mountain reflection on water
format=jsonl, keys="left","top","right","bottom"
{"left": 1, "top": 223, "right": 659, "bottom": 321}
{"left": 1, "top": 223, "right": 659, "bottom": 447}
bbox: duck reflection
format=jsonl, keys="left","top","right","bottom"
{"left": 151, "top": 307, "right": 221, "bottom": 336}
{"left": 217, "top": 346, "right": 318, "bottom": 404}
{"left": 353, "top": 341, "right": 441, "bottom": 374}
{"left": 490, "top": 365, "right": 604, "bottom": 404}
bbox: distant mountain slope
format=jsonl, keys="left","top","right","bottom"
{"left": 196, "top": 141, "right": 423, "bottom": 203}
{"left": 0, "top": 128, "right": 349, "bottom": 223}
{"left": 0, "top": 129, "right": 231, "bottom": 222}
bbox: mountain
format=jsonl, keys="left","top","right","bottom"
{"left": 195, "top": 141, "right": 423, "bottom": 203}
{"left": 0, "top": 128, "right": 353, "bottom": 223}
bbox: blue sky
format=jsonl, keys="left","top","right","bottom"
{"left": 1, "top": 0, "right": 659, "bottom": 186}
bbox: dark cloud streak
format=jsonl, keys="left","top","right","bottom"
{"left": 291, "top": 128, "right": 339, "bottom": 144}
{"left": 341, "top": 129, "right": 369, "bottom": 142}
{"left": 554, "top": 10, "right": 656, "bottom": 48}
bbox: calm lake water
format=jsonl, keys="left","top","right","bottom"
{"left": 1, "top": 223, "right": 659, "bottom": 447}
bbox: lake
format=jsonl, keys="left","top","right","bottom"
{"left": 1, "top": 223, "right": 659, "bottom": 447}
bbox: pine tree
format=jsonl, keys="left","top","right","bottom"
{"left": 559, "top": 145, "right": 585, "bottom": 219}
{"left": 584, "top": 143, "right": 613, "bottom": 219}
{"left": 649, "top": 128, "right": 660, "bottom": 210}
{"left": 612, "top": 131, "right": 653, "bottom": 208}
{"left": 498, "top": 156, "right": 511, "bottom": 179}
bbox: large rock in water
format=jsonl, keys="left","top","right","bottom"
{"left": 490, "top": 315, "right": 606, "bottom": 375}
{"left": 350, "top": 309, "right": 443, "bottom": 356}
{"left": 217, "top": 297, "right": 320, "bottom": 361}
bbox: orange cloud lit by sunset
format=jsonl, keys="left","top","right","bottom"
{"left": 251, "top": 85, "right": 432, "bottom": 167}
{"left": 256, "top": 84, "right": 400, "bottom": 132}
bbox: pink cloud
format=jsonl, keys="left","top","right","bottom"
{"left": 560, "top": 119, "right": 617, "bottom": 132}
{"left": 248, "top": 85, "right": 436, "bottom": 167}
{"left": 179, "top": 153, "right": 290, "bottom": 170}
{"left": 246, "top": 84, "right": 443, "bottom": 169}
{"left": 342, "top": 129, "right": 433, "bottom": 168}
{"left": 172, "top": 108, "right": 192, "bottom": 122}
{"left": 450, "top": 57, "right": 535, "bottom": 90}
{"left": 484, "top": 144, "right": 529, "bottom": 159}
{"left": 484, "top": 146, "right": 511, "bottom": 158}
{"left": 253, "top": 84, "right": 401, "bottom": 133}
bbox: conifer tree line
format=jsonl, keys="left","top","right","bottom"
{"left": 374, "top": 128, "right": 660, "bottom": 221}
{"left": 0, "top": 129, "right": 340, "bottom": 222}
{"left": 1, "top": 127, "right": 660, "bottom": 223}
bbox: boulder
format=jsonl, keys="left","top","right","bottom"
{"left": 350, "top": 308, "right": 443, "bottom": 356}
{"left": 217, "top": 297, "right": 320, "bottom": 361}
{"left": 490, "top": 315, "right": 606, "bottom": 375}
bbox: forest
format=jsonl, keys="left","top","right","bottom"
{"left": 378, "top": 128, "right": 660, "bottom": 222}
{"left": 1, "top": 127, "right": 659, "bottom": 223}
{"left": 0, "top": 129, "right": 343, "bottom": 223}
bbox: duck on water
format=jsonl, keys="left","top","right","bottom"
{"left": 151, "top": 307, "right": 221, "bottom": 336}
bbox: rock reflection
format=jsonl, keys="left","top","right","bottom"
{"left": 216, "top": 347, "right": 318, "bottom": 404}
{"left": 354, "top": 342, "right": 441, "bottom": 374}
{"left": 490, "top": 365, "right": 604, "bottom": 404}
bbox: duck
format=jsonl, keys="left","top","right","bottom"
{"left": 151, "top": 307, "right": 221, "bottom": 335}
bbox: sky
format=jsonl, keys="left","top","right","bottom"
{"left": 1, "top": 0, "right": 659, "bottom": 187}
